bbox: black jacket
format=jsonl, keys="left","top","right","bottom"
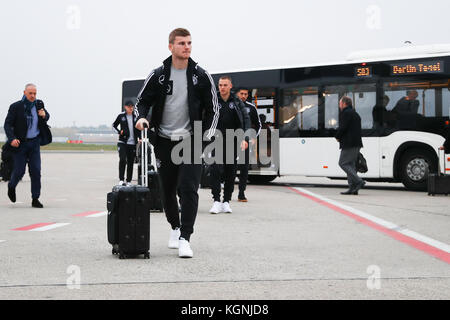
{"left": 4, "top": 99, "right": 51, "bottom": 146}
{"left": 135, "top": 56, "right": 219, "bottom": 141}
{"left": 243, "top": 101, "right": 262, "bottom": 138}
{"left": 112, "top": 112, "right": 139, "bottom": 144}
{"left": 217, "top": 93, "right": 251, "bottom": 134}
{"left": 335, "top": 106, "right": 363, "bottom": 149}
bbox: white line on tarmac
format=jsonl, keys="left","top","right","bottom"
{"left": 85, "top": 211, "right": 108, "bottom": 218}
{"left": 294, "top": 187, "right": 450, "bottom": 254}
{"left": 29, "top": 223, "right": 71, "bottom": 232}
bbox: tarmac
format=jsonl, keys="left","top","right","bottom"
{"left": 0, "top": 152, "right": 449, "bottom": 300}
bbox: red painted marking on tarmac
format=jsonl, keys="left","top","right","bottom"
{"left": 12, "top": 223, "right": 54, "bottom": 231}
{"left": 287, "top": 187, "right": 450, "bottom": 265}
{"left": 72, "top": 211, "right": 103, "bottom": 217}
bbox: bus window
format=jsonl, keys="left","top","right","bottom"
{"left": 383, "top": 80, "right": 450, "bottom": 131}
{"left": 280, "top": 87, "right": 318, "bottom": 137}
{"left": 324, "top": 84, "right": 376, "bottom": 131}
{"left": 122, "top": 80, "right": 144, "bottom": 110}
{"left": 250, "top": 88, "right": 276, "bottom": 126}
{"left": 443, "top": 86, "right": 450, "bottom": 117}
{"left": 324, "top": 90, "right": 339, "bottom": 130}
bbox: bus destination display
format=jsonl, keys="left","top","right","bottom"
{"left": 391, "top": 61, "right": 443, "bottom": 75}
{"left": 355, "top": 66, "right": 372, "bottom": 78}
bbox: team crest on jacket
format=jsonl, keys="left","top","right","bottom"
{"left": 192, "top": 74, "right": 198, "bottom": 86}
{"left": 229, "top": 102, "right": 235, "bottom": 109}
{"left": 121, "top": 117, "right": 126, "bottom": 121}
{"left": 166, "top": 81, "right": 173, "bottom": 95}
{"left": 159, "top": 75, "right": 165, "bottom": 85}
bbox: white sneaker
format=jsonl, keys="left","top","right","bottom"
{"left": 119, "top": 180, "right": 124, "bottom": 186}
{"left": 209, "top": 201, "right": 223, "bottom": 214}
{"left": 222, "top": 202, "right": 232, "bottom": 213}
{"left": 178, "top": 238, "right": 193, "bottom": 258}
{"left": 126, "top": 182, "right": 132, "bottom": 187}
{"left": 168, "top": 228, "right": 181, "bottom": 249}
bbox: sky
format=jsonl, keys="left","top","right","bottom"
{"left": 0, "top": 0, "right": 449, "bottom": 127}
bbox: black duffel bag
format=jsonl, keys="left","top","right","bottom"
{"left": 356, "top": 152, "right": 368, "bottom": 173}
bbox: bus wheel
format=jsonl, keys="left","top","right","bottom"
{"left": 247, "top": 175, "right": 277, "bottom": 184}
{"left": 399, "top": 149, "right": 437, "bottom": 191}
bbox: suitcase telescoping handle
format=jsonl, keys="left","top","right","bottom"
{"left": 141, "top": 124, "right": 149, "bottom": 187}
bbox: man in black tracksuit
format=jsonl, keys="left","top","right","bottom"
{"left": 208, "top": 77, "right": 251, "bottom": 214}
{"left": 112, "top": 101, "right": 139, "bottom": 185}
{"left": 236, "top": 88, "right": 261, "bottom": 202}
{"left": 335, "top": 96, "right": 365, "bottom": 195}
{"left": 134, "top": 28, "right": 219, "bottom": 258}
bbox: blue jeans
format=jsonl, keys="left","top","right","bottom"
{"left": 8, "top": 137, "right": 41, "bottom": 199}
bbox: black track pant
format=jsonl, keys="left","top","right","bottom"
{"left": 210, "top": 139, "right": 238, "bottom": 203}
{"left": 118, "top": 143, "right": 136, "bottom": 182}
{"left": 154, "top": 137, "right": 202, "bottom": 241}
{"left": 211, "top": 163, "right": 237, "bottom": 203}
{"left": 238, "top": 148, "right": 250, "bottom": 194}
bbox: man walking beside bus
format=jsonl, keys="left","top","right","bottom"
{"left": 209, "top": 77, "right": 250, "bottom": 214}
{"left": 236, "top": 88, "right": 261, "bottom": 202}
{"left": 335, "top": 96, "right": 365, "bottom": 195}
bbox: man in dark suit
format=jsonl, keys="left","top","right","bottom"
{"left": 4, "top": 84, "right": 51, "bottom": 208}
{"left": 335, "top": 96, "right": 365, "bottom": 195}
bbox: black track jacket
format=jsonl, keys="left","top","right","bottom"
{"left": 135, "top": 56, "right": 219, "bottom": 141}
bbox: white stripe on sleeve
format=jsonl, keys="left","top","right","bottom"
{"left": 205, "top": 71, "right": 220, "bottom": 140}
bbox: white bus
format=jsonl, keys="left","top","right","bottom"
{"left": 122, "top": 45, "right": 450, "bottom": 191}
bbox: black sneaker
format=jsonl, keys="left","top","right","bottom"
{"left": 238, "top": 192, "right": 248, "bottom": 202}
{"left": 32, "top": 199, "right": 44, "bottom": 208}
{"left": 8, "top": 187, "right": 16, "bottom": 203}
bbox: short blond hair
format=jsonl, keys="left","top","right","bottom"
{"left": 219, "top": 75, "right": 232, "bottom": 83}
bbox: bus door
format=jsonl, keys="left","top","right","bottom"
{"left": 248, "top": 88, "right": 279, "bottom": 177}
{"left": 279, "top": 86, "right": 326, "bottom": 176}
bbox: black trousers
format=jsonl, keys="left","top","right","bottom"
{"left": 211, "top": 163, "right": 237, "bottom": 202}
{"left": 210, "top": 139, "right": 237, "bottom": 203}
{"left": 118, "top": 143, "right": 136, "bottom": 182}
{"left": 238, "top": 147, "right": 250, "bottom": 193}
{"left": 9, "top": 137, "right": 41, "bottom": 199}
{"left": 339, "top": 147, "right": 363, "bottom": 190}
{"left": 154, "top": 137, "right": 202, "bottom": 241}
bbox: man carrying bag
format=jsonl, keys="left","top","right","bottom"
{"left": 335, "top": 96, "right": 365, "bottom": 195}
